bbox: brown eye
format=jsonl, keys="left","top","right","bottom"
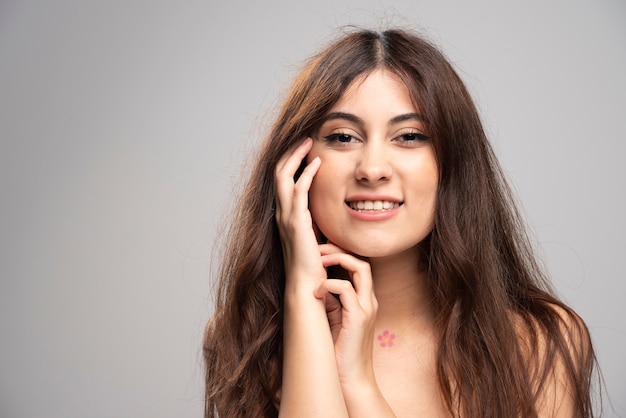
{"left": 399, "top": 133, "right": 429, "bottom": 142}
{"left": 323, "top": 133, "right": 357, "bottom": 143}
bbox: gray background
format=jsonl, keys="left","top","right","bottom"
{"left": 1, "top": 0, "right": 624, "bottom": 416}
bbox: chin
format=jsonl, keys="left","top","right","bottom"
{"left": 328, "top": 233, "right": 431, "bottom": 261}
{"left": 334, "top": 240, "right": 401, "bottom": 259}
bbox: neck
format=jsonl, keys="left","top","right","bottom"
{"left": 368, "top": 247, "right": 434, "bottom": 329}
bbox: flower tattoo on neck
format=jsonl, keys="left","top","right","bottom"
{"left": 377, "top": 330, "right": 396, "bottom": 348}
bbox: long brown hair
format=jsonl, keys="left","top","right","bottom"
{"left": 204, "top": 28, "right": 599, "bottom": 417}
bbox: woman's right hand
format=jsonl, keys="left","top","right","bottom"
{"left": 274, "top": 138, "right": 325, "bottom": 291}
{"left": 276, "top": 138, "right": 393, "bottom": 417}
{"left": 314, "top": 244, "right": 380, "bottom": 389}
{"left": 277, "top": 139, "right": 351, "bottom": 417}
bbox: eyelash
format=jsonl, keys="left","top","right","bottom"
{"left": 396, "top": 132, "right": 430, "bottom": 142}
{"left": 322, "top": 131, "right": 430, "bottom": 145}
{"left": 323, "top": 133, "right": 358, "bottom": 143}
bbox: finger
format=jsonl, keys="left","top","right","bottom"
{"left": 323, "top": 291, "right": 343, "bottom": 317}
{"left": 314, "top": 279, "right": 360, "bottom": 312}
{"left": 319, "top": 242, "right": 350, "bottom": 256}
{"left": 275, "top": 138, "right": 313, "bottom": 179}
{"left": 319, "top": 243, "right": 369, "bottom": 264}
{"left": 321, "top": 253, "right": 374, "bottom": 301}
{"left": 275, "top": 138, "right": 313, "bottom": 212}
{"left": 291, "top": 156, "right": 320, "bottom": 213}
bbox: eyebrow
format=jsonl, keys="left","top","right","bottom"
{"left": 321, "top": 112, "right": 424, "bottom": 127}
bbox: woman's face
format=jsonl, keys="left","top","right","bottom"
{"left": 308, "top": 69, "right": 438, "bottom": 259}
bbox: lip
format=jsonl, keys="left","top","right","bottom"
{"left": 345, "top": 194, "right": 403, "bottom": 221}
{"left": 345, "top": 194, "right": 402, "bottom": 204}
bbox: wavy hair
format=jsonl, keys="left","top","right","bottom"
{"left": 203, "top": 28, "right": 598, "bottom": 417}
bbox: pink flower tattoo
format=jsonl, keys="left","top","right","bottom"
{"left": 377, "top": 330, "right": 396, "bottom": 347}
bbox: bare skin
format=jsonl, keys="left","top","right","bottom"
{"left": 277, "top": 70, "right": 446, "bottom": 416}
{"left": 276, "top": 69, "right": 579, "bottom": 417}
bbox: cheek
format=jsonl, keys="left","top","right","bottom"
{"left": 308, "top": 164, "right": 342, "bottom": 231}
{"left": 309, "top": 166, "right": 333, "bottom": 210}
{"left": 405, "top": 154, "right": 439, "bottom": 197}
{"left": 308, "top": 150, "right": 342, "bottom": 199}
{"left": 419, "top": 173, "right": 439, "bottom": 219}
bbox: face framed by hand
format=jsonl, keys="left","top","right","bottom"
{"left": 307, "top": 69, "right": 438, "bottom": 260}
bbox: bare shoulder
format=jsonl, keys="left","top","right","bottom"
{"left": 512, "top": 302, "right": 594, "bottom": 417}
{"left": 512, "top": 302, "right": 591, "bottom": 352}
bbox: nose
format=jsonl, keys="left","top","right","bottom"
{"left": 354, "top": 142, "right": 392, "bottom": 184}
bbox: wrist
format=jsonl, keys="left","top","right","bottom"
{"left": 341, "top": 380, "right": 396, "bottom": 417}
{"left": 284, "top": 271, "right": 325, "bottom": 294}
{"left": 283, "top": 280, "right": 326, "bottom": 312}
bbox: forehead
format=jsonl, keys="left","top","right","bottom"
{"left": 329, "top": 69, "right": 418, "bottom": 116}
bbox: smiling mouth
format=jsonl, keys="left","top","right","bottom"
{"left": 346, "top": 200, "right": 402, "bottom": 211}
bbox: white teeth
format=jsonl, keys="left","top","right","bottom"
{"left": 348, "top": 200, "right": 400, "bottom": 211}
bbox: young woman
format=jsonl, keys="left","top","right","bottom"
{"left": 203, "top": 28, "right": 599, "bottom": 417}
